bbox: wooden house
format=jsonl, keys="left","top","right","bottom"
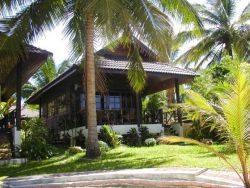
{"left": 26, "top": 40, "right": 198, "bottom": 141}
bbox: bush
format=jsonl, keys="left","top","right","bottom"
{"left": 98, "top": 141, "right": 110, "bottom": 153}
{"left": 20, "top": 118, "right": 55, "bottom": 160}
{"left": 99, "top": 125, "right": 120, "bottom": 148}
{"left": 67, "top": 146, "right": 84, "bottom": 154}
{"left": 139, "top": 126, "right": 150, "bottom": 143}
{"left": 123, "top": 128, "right": 140, "bottom": 147}
{"left": 75, "top": 130, "right": 86, "bottom": 148}
{"left": 144, "top": 138, "right": 156, "bottom": 147}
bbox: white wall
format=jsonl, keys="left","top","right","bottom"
{"left": 60, "top": 124, "right": 164, "bottom": 139}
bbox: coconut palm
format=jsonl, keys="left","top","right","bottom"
{"left": 1, "top": 0, "right": 201, "bottom": 158}
{"left": 160, "top": 66, "right": 250, "bottom": 187}
{"left": 177, "top": 0, "right": 250, "bottom": 68}
{"left": 21, "top": 58, "right": 70, "bottom": 99}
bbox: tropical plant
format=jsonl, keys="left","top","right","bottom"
{"left": 1, "top": 0, "right": 201, "bottom": 158}
{"left": 162, "top": 70, "right": 250, "bottom": 187}
{"left": 177, "top": 0, "right": 250, "bottom": 68}
{"left": 99, "top": 124, "right": 120, "bottom": 148}
{"left": 142, "top": 92, "right": 167, "bottom": 123}
{"left": 0, "top": 97, "right": 15, "bottom": 120}
{"left": 123, "top": 128, "right": 140, "bottom": 147}
{"left": 139, "top": 126, "right": 151, "bottom": 143}
{"left": 22, "top": 57, "right": 70, "bottom": 99}
{"left": 20, "top": 118, "right": 55, "bottom": 160}
{"left": 191, "top": 56, "right": 250, "bottom": 103}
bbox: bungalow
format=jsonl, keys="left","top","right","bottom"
{"left": 26, "top": 40, "right": 198, "bottom": 141}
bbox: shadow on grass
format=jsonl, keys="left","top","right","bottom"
{"left": 0, "top": 150, "right": 175, "bottom": 177}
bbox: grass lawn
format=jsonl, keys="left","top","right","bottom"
{"left": 0, "top": 144, "right": 239, "bottom": 178}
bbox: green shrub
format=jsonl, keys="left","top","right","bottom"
{"left": 123, "top": 128, "right": 140, "bottom": 146}
{"left": 20, "top": 118, "right": 55, "bottom": 160}
{"left": 67, "top": 146, "right": 84, "bottom": 154}
{"left": 98, "top": 141, "right": 110, "bottom": 153}
{"left": 139, "top": 126, "right": 150, "bottom": 143}
{"left": 144, "top": 138, "right": 156, "bottom": 147}
{"left": 99, "top": 125, "right": 120, "bottom": 148}
{"left": 75, "top": 130, "right": 86, "bottom": 148}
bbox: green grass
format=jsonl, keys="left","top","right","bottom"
{"left": 0, "top": 144, "right": 239, "bottom": 178}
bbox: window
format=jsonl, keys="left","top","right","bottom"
{"left": 96, "top": 95, "right": 101, "bottom": 110}
{"left": 104, "top": 95, "right": 121, "bottom": 110}
{"left": 110, "top": 96, "right": 120, "bottom": 109}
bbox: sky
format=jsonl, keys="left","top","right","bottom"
{"left": 33, "top": 0, "right": 250, "bottom": 65}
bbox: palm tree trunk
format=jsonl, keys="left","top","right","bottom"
{"left": 85, "top": 12, "right": 101, "bottom": 159}
{"left": 238, "top": 152, "right": 250, "bottom": 187}
{"left": 226, "top": 43, "right": 233, "bottom": 58}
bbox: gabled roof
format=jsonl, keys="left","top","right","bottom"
{"left": 96, "top": 38, "right": 157, "bottom": 62}
{"left": 1, "top": 45, "right": 52, "bottom": 101}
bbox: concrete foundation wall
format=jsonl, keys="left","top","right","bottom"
{"left": 60, "top": 124, "right": 164, "bottom": 139}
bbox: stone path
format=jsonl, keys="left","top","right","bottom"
{"left": 2, "top": 168, "right": 243, "bottom": 188}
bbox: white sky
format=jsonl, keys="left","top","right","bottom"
{"left": 33, "top": 0, "right": 250, "bottom": 65}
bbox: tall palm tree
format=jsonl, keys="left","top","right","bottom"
{"left": 160, "top": 68, "right": 250, "bottom": 187}
{"left": 21, "top": 58, "right": 70, "bottom": 99}
{"left": 1, "top": 0, "right": 201, "bottom": 158}
{"left": 177, "top": 0, "right": 250, "bottom": 68}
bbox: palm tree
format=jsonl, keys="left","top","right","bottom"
{"left": 160, "top": 67, "right": 250, "bottom": 187}
{"left": 177, "top": 0, "right": 250, "bottom": 68}
{"left": 1, "top": 0, "right": 201, "bottom": 158}
{"left": 21, "top": 57, "right": 70, "bottom": 99}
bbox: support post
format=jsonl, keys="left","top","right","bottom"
{"left": 16, "top": 62, "right": 22, "bottom": 131}
{"left": 175, "top": 78, "right": 183, "bottom": 136}
{"left": 136, "top": 93, "right": 141, "bottom": 128}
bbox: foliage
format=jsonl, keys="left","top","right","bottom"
{"left": 99, "top": 125, "right": 121, "bottom": 148}
{"left": 164, "top": 126, "right": 178, "bottom": 136}
{"left": 0, "top": 97, "right": 15, "bottom": 121}
{"left": 75, "top": 130, "right": 86, "bottom": 148}
{"left": 22, "top": 58, "right": 70, "bottom": 99}
{"left": 67, "top": 146, "right": 84, "bottom": 155}
{"left": 144, "top": 138, "right": 156, "bottom": 147}
{"left": 139, "top": 126, "right": 150, "bottom": 143}
{"left": 191, "top": 57, "right": 244, "bottom": 102}
{"left": 142, "top": 92, "right": 166, "bottom": 123}
{"left": 172, "top": 69, "right": 250, "bottom": 187}
{"left": 177, "top": 0, "right": 250, "bottom": 68}
{"left": 98, "top": 141, "right": 110, "bottom": 154}
{"left": 186, "top": 119, "right": 220, "bottom": 142}
{"left": 20, "top": 118, "right": 55, "bottom": 160}
{"left": 123, "top": 128, "right": 140, "bottom": 147}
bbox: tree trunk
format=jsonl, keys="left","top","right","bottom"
{"left": 226, "top": 43, "right": 233, "bottom": 58}
{"left": 239, "top": 154, "right": 250, "bottom": 187}
{"left": 85, "top": 12, "right": 101, "bottom": 159}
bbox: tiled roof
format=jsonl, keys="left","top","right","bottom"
{"left": 98, "top": 59, "right": 198, "bottom": 76}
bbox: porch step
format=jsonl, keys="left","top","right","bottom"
{"left": 2, "top": 168, "right": 243, "bottom": 188}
